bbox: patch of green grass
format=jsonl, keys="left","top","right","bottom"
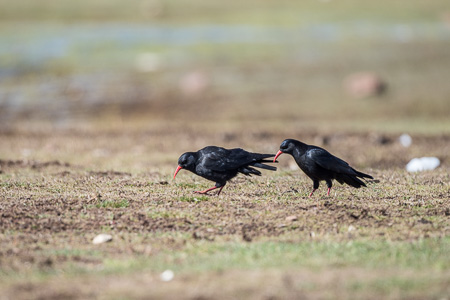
{"left": 178, "top": 195, "right": 209, "bottom": 203}
{"left": 163, "top": 237, "right": 450, "bottom": 272}
{"left": 52, "top": 237, "right": 448, "bottom": 279}
{"left": 0, "top": 181, "right": 33, "bottom": 188}
{"left": 95, "top": 199, "right": 130, "bottom": 209}
{"left": 175, "top": 183, "right": 198, "bottom": 189}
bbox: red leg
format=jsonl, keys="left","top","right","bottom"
{"left": 195, "top": 185, "right": 225, "bottom": 196}
{"left": 194, "top": 186, "right": 218, "bottom": 195}
{"left": 217, "top": 186, "right": 224, "bottom": 196}
{"left": 308, "top": 189, "right": 317, "bottom": 197}
{"left": 326, "top": 187, "right": 331, "bottom": 196}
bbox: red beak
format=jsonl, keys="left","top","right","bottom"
{"left": 173, "top": 165, "right": 183, "bottom": 179}
{"left": 273, "top": 150, "right": 283, "bottom": 162}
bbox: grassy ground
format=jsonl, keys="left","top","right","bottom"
{"left": 0, "top": 126, "right": 449, "bottom": 299}
{"left": 1, "top": 0, "right": 450, "bottom": 299}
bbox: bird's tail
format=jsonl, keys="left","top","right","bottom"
{"left": 251, "top": 162, "right": 277, "bottom": 171}
{"left": 337, "top": 174, "right": 367, "bottom": 188}
{"left": 239, "top": 166, "right": 262, "bottom": 176}
{"left": 336, "top": 168, "right": 373, "bottom": 188}
{"left": 239, "top": 154, "right": 278, "bottom": 175}
{"left": 247, "top": 153, "right": 278, "bottom": 172}
{"left": 354, "top": 169, "right": 373, "bottom": 179}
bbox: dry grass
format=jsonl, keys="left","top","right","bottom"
{"left": 0, "top": 125, "right": 449, "bottom": 299}
{"left": 1, "top": 0, "right": 450, "bottom": 298}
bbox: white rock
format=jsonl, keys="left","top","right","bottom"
{"left": 399, "top": 134, "right": 412, "bottom": 147}
{"left": 135, "top": 52, "right": 162, "bottom": 73}
{"left": 160, "top": 269, "right": 174, "bottom": 282}
{"left": 348, "top": 225, "right": 356, "bottom": 232}
{"left": 179, "top": 71, "right": 209, "bottom": 96}
{"left": 343, "top": 72, "right": 386, "bottom": 99}
{"left": 406, "top": 157, "right": 440, "bottom": 172}
{"left": 92, "top": 234, "right": 113, "bottom": 245}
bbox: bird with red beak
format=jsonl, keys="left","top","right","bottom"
{"left": 174, "top": 146, "right": 277, "bottom": 195}
{"left": 274, "top": 139, "right": 373, "bottom": 197}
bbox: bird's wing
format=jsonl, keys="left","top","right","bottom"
{"left": 202, "top": 148, "right": 271, "bottom": 172}
{"left": 199, "top": 147, "right": 230, "bottom": 172}
{"left": 307, "top": 148, "right": 358, "bottom": 176}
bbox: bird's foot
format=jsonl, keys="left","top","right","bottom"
{"left": 308, "top": 189, "right": 317, "bottom": 197}
{"left": 194, "top": 186, "right": 224, "bottom": 196}
{"left": 194, "top": 190, "right": 210, "bottom": 195}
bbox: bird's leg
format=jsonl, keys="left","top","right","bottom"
{"left": 195, "top": 183, "right": 225, "bottom": 196}
{"left": 325, "top": 180, "right": 333, "bottom": 197}
{"left": 194, "top": 186, "right": 218, "bottom": 195}
{"left": 217, "top": 186, "right": 224, "bottom": 196}
{"left": 309, "top": 180, "right": 320, "bottom": 197}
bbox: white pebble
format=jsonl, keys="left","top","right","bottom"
{"left": 92, "top": 234, "right": 113, "bottom": 245}
{"left": 135, "top": 52, "right": 162, "bottom": 73}
{"left": 399, "top": 134, "right": 412, "bottom": 147}
{"left": 406, "top": 157, "right": 440, "bottom": 172}
{"left": 160, "top": 269, "right": 174, "bottom": 282}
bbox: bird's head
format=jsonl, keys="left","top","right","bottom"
{"left": 173, "top": 152, "right": 196, "bottom": 179}
{"left": 273, "top": 139, "right": 297, "bottom": 162}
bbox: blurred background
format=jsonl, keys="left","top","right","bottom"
{"left": 0, "top": 0, "right": 449, "bottom": 134}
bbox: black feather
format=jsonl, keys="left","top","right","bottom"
{"left": 175, "top": 146, "right": 277, "bottom": 195}
{"left": 250, "top": 162, "right": 277, "bottom": 171}
{"left": 277, "top": 139, "right": 374, "bottom": 195}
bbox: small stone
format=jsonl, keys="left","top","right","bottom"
{"left": 285, "top": 215, "right": 298, "bottom": 222}
{"left": 179, "top": 70, "right": 209, "bottom": 96}
{"left": 406, "top": 157, "right": 440, "bottom": 172}
{"left": 135, "top": 52, "right": 162, "bottom": 73}
{"left": 310, "top": 231, "right": 316, "bottom": 238}
{"left": 160, "top": 270, "right": 174, "bottom": 282}
{"left": 344, "top": 72, "right": 386, "bottom": 99}
{"left": 348, "top": 225, "right": 356, "bottom": 232}
{"left": 92, "top": 234, "right": 112, "bottom": 245}
{"left": 399, "top": 134, "right": 412, "bottom": 147}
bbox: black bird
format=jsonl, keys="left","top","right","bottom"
{"left": 174, "top": 146, "right": 277, "bottom": 195}
{"left": 274, "top": 139, "right": 373, "bottom": 197}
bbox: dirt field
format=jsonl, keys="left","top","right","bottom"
{"left": 1, "top": 124, "right": 449, "bottom": 299}
{"left": 1, "top": 0, "right": 450, "bottom": 298}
